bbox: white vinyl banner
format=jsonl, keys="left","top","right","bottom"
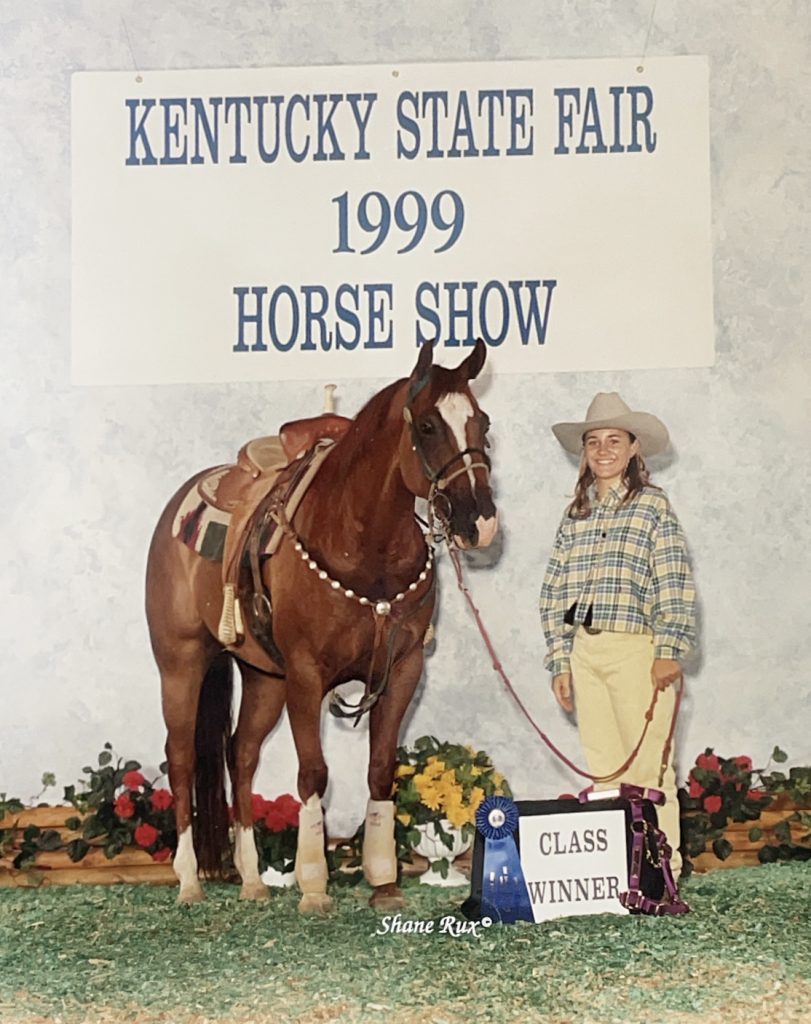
{"left": 71, "top": 56, "right": 713, "bottom": 386}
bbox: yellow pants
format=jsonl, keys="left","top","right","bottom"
{"left": 571, "top": 627, "right": 682, "bottom": 879}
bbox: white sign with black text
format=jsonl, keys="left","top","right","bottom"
{"left": 518, "top": 808, "right": 628, "bottom": 922}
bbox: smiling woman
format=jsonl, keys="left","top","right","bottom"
{"left": 539, "top": 392, "right": 696, "bottom": 886}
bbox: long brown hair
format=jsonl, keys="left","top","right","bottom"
{"left": 567, "top": 434, "right": 656, "bottom": 519}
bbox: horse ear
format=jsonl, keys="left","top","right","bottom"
{"left": 457, "top": 338, "right": 487, "bottom": 381}
{"left": 407, "top": 341, "right": 434, "bottom": 401}
{"left": 412, "top": 340, "right": 434, "bottom": 380}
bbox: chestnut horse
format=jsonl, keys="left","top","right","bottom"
{"left": 145, "top": 340, "right": 497, "bottom": 910}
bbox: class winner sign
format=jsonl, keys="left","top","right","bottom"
{"left": 71, "top": 56, "right": 712, "bottom": 385}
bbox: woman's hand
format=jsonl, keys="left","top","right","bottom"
{"left": 552, "top": 672, "right": 574, "bottom": 712}
{"left": 651, "top": 658, "right": 682, "bottom": 690}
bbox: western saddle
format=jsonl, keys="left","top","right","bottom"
{"left": 213, "top": 404, "right": 352, "bottom": 649}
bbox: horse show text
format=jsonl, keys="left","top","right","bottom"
{"left": 123, "top": 82, "right": 656, "bottom": 356}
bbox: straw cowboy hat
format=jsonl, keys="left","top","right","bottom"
{"left": 552, "top": 392, "right": 670, "bottom": 456}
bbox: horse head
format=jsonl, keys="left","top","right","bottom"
{"left": 399, "top": 339, "right": 498, "bottom": 549}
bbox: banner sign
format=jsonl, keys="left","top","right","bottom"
{"left": 71, "top": 56, "right": 713, "bottom": 385}
{"left": 517, "top": 807, "right": 628, "bottom": 923}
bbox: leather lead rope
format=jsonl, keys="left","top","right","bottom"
{"left": 445, "top": 543, "right": 683, "bottom": 787}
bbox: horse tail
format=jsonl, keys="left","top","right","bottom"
{"left": 193, "top": 651, "right": 234, "bottom": 878}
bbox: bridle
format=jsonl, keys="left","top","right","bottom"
{"left": 403, "top": 373, "right": 492, "bottom": 534}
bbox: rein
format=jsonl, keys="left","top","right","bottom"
{"left": 444, "top": 542, "right": 683, "bottom": 788}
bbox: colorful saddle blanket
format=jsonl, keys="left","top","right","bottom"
{"left": 173, "top": 472, "right": 242, "bottom": 562}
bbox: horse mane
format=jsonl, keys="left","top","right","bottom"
{"left": 330, "top": 377, "right": 408, "bottom": 471}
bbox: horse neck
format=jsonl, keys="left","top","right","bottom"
{"left": 301, "top": 381, "right": 421, "bottom": 563}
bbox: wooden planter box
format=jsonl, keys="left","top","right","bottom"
{"left": 0, "top": 806, "right": 177, "bottom": 888}
{"left": 687, "top": 798, "right": 809, "bottom": 873}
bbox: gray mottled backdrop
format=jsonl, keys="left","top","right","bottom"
{"left": 1, "top": 1, "right": 808, "bottom": 835}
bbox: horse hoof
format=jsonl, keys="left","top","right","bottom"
{"left": 177, "top": 886, "right": 205, "bottom": 905}
{"left": 298, "top": 892, "right": 333, "bottom": 915}
{"left": 239, "top": 882, "right": 269, "bottom": 902}
{"left": 369, "top": 885, "right": 405, "bottom": 912}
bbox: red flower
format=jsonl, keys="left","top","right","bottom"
{"left": 152, "top": 846, "right": 172, "bottom": 862}
{"left": 150, "top": 788, "right": 174, "bottom": 811}
{"left": 689, "top": 775, "right": 705, "bottom": 799}
{"left": 251, "top": 793, "right": 269, "bottom": 823}
{"left": 134, "top": 822, "right": 160, "bottom": 848}
{"left": 696, "top": 753, "right": 720, "bottom": 772}
{"left": 264, "top": 806, "right": 289, "bottom": 833}
{"left": 123, "top": 770, "right": 146, "bottom": 790}
{"left": 114, "top": 794, "right": 135, "bottom": 819}
{"left": 735, "top": 756, "right": 753, "bottom": 771}
{"left": 703, "top": 794, "right": 723, "bottom": 814}
{"left": 748, "top": 789, "right": 768, "bottom": 801}
{"left": 275, "top": 793, "right": 301, "bottom": 827}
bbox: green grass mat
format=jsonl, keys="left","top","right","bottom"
{"left": 2, "top": 864, "right": 809, "bottom": 1024}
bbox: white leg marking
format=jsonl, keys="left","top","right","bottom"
{"left": 174, "top": 826, "right": 203, "bottom": 901}
{"left": 234, "top": 822, "right": 268, "bottom": 900}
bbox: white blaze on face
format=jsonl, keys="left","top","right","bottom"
{"left": 435, "top": 392, "right": 498, "bottom": 548}
{"left": 436, "top": 392, "right": 476, "bottom": 489}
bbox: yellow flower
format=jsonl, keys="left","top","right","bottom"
{"left": 445, "top": 803, "right": 469, "bottom": 829}
{"left": 397, "top": 812, "right": 411, "bottom": 826}
{"left": 395, "top": 763, "right": 416, "bottom": 778}
{"left": 471, "top": 765, "right": 482, "bottom": 778}
{"left": 423, "top": 759, "right": 446, "bottom": 779}
{"left": 469, "top": 786, "right": 485, "bottom": 810}
{"left": 415, "top": 777, "right": 443, "bottom": 811}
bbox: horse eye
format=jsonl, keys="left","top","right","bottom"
{"left": 418, "top": 419, "right": 435, "bottom": 437}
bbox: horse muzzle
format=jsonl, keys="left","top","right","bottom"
{"left": 453, "top": 512, "right": 499, "bottom": 550}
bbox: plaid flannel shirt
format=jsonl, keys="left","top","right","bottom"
{"left": 540, "top": 485, "right": 696, "bottom": 677}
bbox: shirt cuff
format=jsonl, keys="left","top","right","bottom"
{"left": 654, "top": 641, "right": 682, "bottom": 660}
{"left": 546, "top": 655, "right": 571, "bottom": 677}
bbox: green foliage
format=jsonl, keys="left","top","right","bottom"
{"left": 64, "top": 746, "right": 177, "bottom": 862}
{"left": 1, "top": 746, "right": 177, "bottom": 871}
{"left": 0, "top": 794, "right": 25, "bottom": 859}
{"left": 679, "top": 747, "right": 811, "bottom": 868}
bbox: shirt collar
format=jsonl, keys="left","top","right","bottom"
{"left": 591, "top": 483, "right": 627, "bottom": 509}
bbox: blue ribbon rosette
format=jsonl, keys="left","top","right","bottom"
{"left": 475, "top": 796, "right": 533, "bottom": 924}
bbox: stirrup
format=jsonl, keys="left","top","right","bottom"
{"left": 217, "top": 584, "right": 243, "bottom": 645}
